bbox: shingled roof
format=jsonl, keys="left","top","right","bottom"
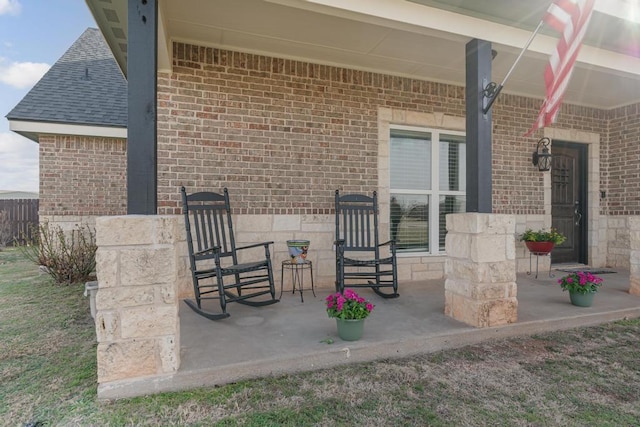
{"left": 6, "top": 28, "right": 127, "bottom": 128}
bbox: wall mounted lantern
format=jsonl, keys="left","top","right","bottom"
{"left": 532, "top": 137, "right": 552, "bottom": 172}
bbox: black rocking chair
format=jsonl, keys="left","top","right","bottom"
{"left": 181, "top": 186, "right": 278, "bottom": 320}
{"left": 334, "top": 190, "right": 399, "bottom": 298}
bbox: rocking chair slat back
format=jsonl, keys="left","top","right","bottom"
{"left": 336, "top": 192, "right": 378, "bottom": 252}
{"left": 186, "top": 190, "right": 236, "bottom": 261}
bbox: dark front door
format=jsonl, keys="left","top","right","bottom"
{"left": 551, "top": 142, "right": 587, "bottom": 264}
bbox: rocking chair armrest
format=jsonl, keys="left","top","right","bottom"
{"left": 194, "top": 246, "right": 221, "bottom": 256}
{"left": 334, "top": 239, "right": 346, "bottom": 247}
{"left": 378, "top": 239, "right": 396, "bottom": 248}
{"left": 235, "top": 241, "right": 274, "bottom": 251}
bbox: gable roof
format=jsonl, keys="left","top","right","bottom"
{"left": 6, "top": 28, "right": 127, "bottom": 138}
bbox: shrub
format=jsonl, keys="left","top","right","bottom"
{"left": 20, "top": 222, "right": 97, "bottom": 285}
{"left": 0, "top": 210, "right": 11, "bottom": 248}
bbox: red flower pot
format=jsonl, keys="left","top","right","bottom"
{"left": 525, "top": 241, "right": 555, "bottom": 255}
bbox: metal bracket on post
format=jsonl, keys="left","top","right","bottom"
{"left": 482, "top": 81, "right": 502, "bottom": 115}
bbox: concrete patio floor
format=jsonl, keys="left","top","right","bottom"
{"left": 99, "top": 267, "right": 640, "bottom": 399}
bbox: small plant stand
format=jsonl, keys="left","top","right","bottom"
{"left": 527, "top": 251, "right": 554, "bottom": 279}
{"left": 280, "top": 260, "right": 315, "bottom": 302}
{"left": 525, "top": 241, "right": 555, "bottom": 279}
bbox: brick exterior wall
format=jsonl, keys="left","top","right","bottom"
{"left": 155, "top": 43, "right": 609, "bottom": 217}
{"left": 37, "top": 44, "right": 639, "bottom": 223}
{"left": 607, "top": 103, "right": 640, "bottom": 215}
{"left": 39, "top": 135, "right": 126, "bottom": 217}
{"left": 157, "top": 44, "right": 464, "bottom": 215}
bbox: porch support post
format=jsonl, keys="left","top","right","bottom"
{"left": 465, "top": 39, "right": 493, "bottom": 213}
{"left": 445, "top": 213, "right": 517, "bottom": 327}
{"left": 628, "top": 217, "right": 640, "bottom": 295}
{"left": 127, "top": 0, "right": 158, "bottom": 214}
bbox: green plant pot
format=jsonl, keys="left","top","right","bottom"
{"left": 569, "top": 291, "right": 595, "bottom": 307}
{"left": 336, "top": 318, "right": 364, "bottom": 341}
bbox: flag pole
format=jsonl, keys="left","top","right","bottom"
{"left": 482, "top": 19, "right": 545, "bottom": 114}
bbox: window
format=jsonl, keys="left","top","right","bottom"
{"left": 390, "top": 127, "right": 466, "bottom": 254}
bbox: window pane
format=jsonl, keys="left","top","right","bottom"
{"left": 439, "top": 134, "right": 466, "bottom": 191}
{"left": 390, "top": 130, "right": 431, "bottom": 190}
{"left": 439, "top": 195, "right": 466, "bottom": 251}
{"left": 391, "top": 193, "right": 429, "bottom": 252}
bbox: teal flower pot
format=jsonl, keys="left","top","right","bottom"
{"left": 287, "top": 240, "right": 310, "bottom": 264}
{"left": 336, "top": 318, "right": 364, "bottom": 341}
{"left": 569, "top": 291, "right": 595, "bottom": 307}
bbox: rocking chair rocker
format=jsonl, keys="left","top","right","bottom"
{"left": 181, "top": 186, "right": 279, "bottom": 320}
{"left": 334, "top": 190, "right": 399, "bottom": 298}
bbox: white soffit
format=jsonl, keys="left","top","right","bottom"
{"left": 9, "top": 120, "right": 128, "bottom": 139}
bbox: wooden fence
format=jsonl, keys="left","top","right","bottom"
{"left": 0, "top": 199, "right": 39, "bottom": 246}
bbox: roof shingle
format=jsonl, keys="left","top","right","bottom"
{"left": 6, "top": 28, "right": 127, "bottom": 128}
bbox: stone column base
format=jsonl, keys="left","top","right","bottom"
{"left": 95, "top": 215, "right": 181, "bottom": 390}
{"left": 444, "top": 213, "right": 517, "bottom": 328}
{"left": 445, "top": 290, "right": 518, "bottom": 328}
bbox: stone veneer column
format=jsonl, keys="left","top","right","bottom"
{"left": 445, "top": 213, "right": 517, "bottom": 327}
{"left": 94, "top": 215, "right": 181, "bottom": 390}
{"left": 628, "top": 216, "right": 640, "bottom": 295}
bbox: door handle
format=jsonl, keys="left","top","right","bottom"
{"left": 574, "top": 201, "right": 582, "bottom": 226}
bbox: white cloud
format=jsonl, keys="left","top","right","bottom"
{"left": 0, "top": 58, "right": 49, "bottom": 89}
{"left": 0, "top": 0, "right": 21, "bottom": 15}
{"left": 0, "top": 131, "right": 38, "bottom": 192}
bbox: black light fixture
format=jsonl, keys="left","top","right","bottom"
{"left": 532, "top": 137, "right": 552, "bottom": 172}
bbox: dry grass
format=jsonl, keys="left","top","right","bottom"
{"left": 1, "top": 247, "right": 639, "bottom": 426}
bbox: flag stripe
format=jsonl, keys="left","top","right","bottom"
{"left": 546, "top": 1, "right": 590, "bottom": 94}
{"left": 526, "top": 0, "right": 595, "bottom": 136}
{"left": 545, "top": 0, "right": 577, "bottom": 32}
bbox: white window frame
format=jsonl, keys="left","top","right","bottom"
{"left": 390, "top": 124, "right": 466, "bottom": 256}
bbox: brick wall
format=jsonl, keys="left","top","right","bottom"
{"left": 607, "top": 103, "right": 640, "bottom": 215}
{"left": 156, "top": 44, "right": 467, "bottom": 215}
{"left": 156, "top": 43, "right": 608, "bottom": 217}
{"left": 39, "top": 135, "right": 126, "bottom": 217}
{"left": 36, "top": 44, "right": 625, "bottom": 221}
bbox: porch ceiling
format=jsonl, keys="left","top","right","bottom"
{"left": 87, "top": 0, "right": 640, "bottom": 110}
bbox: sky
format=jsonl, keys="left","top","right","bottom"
{"left": 0, "top": 0, "right": 97, "bottom": 192}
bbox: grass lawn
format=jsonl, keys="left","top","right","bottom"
{"left": 1, "top": 247, "right": 639, "bottom": 426}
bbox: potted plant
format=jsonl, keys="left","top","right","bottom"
{"left": 558, "top": 271, "right": 603, "bottom": 307}
{"left": 519, "top": 228, "right": 566, "bottom": 255}
{"left": 326, "top": 289, "right": 374, "bottom": 341}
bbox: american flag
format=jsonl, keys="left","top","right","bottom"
{"left": 526, "top": 0, "right": 596, "bottom": 135}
